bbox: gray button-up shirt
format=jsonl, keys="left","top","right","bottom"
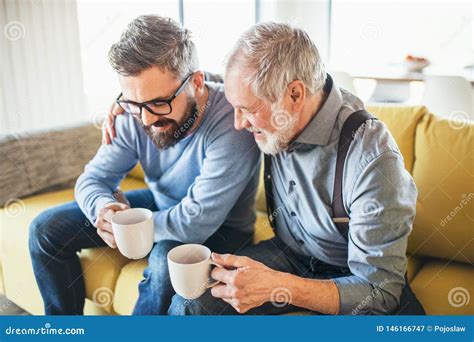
{"left": 270, "top": 76, "right": 417, "bottom": 314}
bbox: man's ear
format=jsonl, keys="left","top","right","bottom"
{"left": 191, "top": 70, "right": 205, "bottom": 92}
{"left": 287, "top": 80, "right": 306, "bottom": 112}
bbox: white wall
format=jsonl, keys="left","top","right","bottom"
{"left": 1, "top": 0, "right": 85, "bottom": 134}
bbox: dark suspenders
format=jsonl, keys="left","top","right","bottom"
{"left": 331, "top": 109, "right": 377, "bottom": 240}
{"left": 263, "top": 109, "right": 376, "bottom": 241}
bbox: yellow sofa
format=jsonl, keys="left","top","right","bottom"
{"left": 0, "top": 105, "right": 472, "bottom": 315}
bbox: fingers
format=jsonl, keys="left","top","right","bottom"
{"left": 211, "top": 267, "right": 235, "bottom": 284}
{"left": 101, "top": 123, "right": 111, "bottom": 145}
{"left": 106, "top": 113, "right": 116, "bottom": 139}
{"left": 102, "top": 102, "right": 123, "bottom": 145}
{"left": 221, "top": 298, "right": 251, "bottom": 314}
{"left": 97, "top": 227, "right": 117, "bottom": 248}
{"left": 211, "top": 253, "right": 251, "bottom": 268}
{"left": 112, "top": 102, "right": 124, "bottom": 115}
{"left": 211, "top": 284, "right": 233, "bottom": 299}
{"left": 104, "top": 202, "right": 129, "bottom": 212}
{"left": 102, "top": 114, "right": 115, "bottom": 145}
{"left": 94, "top": 202, "right": 129, "bottom": 248}
{"left": 99, "top": 219, "right": 113, "bottom": 234}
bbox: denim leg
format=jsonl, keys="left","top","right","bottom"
{"left": 168, "top": 236, "right": 308, "bottom": 315}
{"left": 29, "top": 201, "right": 106, "bottom": 315}
{"left": 29, "top": 189, "right": 156, "bottom": 315}
{"left": 132, "top": 239, "right": 183, "bottom": 315}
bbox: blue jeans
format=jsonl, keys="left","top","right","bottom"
{"left": 29, "top": 189, "right": 252, "bottom": 315}
{"left": 168, "top": 235, "right": 352, "bottom": 315}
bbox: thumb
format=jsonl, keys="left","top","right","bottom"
{"left": 211, "top": 253, "right": 250, "bottom": 268}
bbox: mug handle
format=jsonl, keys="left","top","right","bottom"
{"left": 207, "top": 260, "right": 222, "bottom": 288}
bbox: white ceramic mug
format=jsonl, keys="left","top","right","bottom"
{"left": 167, "top": 244, "right": 220, "bottom": 300}
{"left": 111, "top": 208, "right": 154, "bottom": 260}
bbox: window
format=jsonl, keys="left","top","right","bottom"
{"left": 329, "top": 0, "right": 472, "bottom": 73}
{"left": 76, "top": 0, "right": 179, "bottom": 116}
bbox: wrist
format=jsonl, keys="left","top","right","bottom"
{"left": 267, "top": 270, "right": 295, "bottom": 305}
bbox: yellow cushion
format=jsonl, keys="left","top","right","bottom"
{"left": 0, "top": 177, "right": 146, "bottom": 314}
{"left": 409, "top": 113, "right": 474, "bottom": 264}
{"left": 255, "top": 161, "right": 267, "bottom": 213}
{"left": 410, "top": 259, "right": 474, "bottom": 315}
{"left": 80, "top": 248, "right": 130, "bottom": 313}
{"left": 113, "top": 259, "right": 147, "bottom": 315}
{"left": 367, "top": 105, "right": 426, "bottom": 173}
{"left": 254, "top": 212, "right": 274, "bottom": 244}
{"left": 406, "top": 256, "right": 423, "bottom": 284}
{"left": 128, "top": 163, "right": 145, "bottom": 181}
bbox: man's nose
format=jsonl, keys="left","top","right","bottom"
{"left": 141, "top": 108, "right": 158, "bottom": 127}
{"left": 234, "top": 109, "right": 251, "bottom": 131}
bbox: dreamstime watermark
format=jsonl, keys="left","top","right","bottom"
{"left": 359, "top": 21, "right": 380, "bottom": 40}
{"left": 4, "top": 21, "right": 25, "bottom": 41}
{"left": 4, "top": 323, "right": 85, "bottom": 336}
{"left": 182, "top": 197, "right": 203, "bottom": 218}
{"left": 91, "top": 108, "right": 109, "bottom": 130}
{"left": 270, "top": 287, "right": 292, "bottom": 308}
{"left": 448, "top": 287, "right": 470, "bottom": 308}
{"left": 173, "top": 99, "right": 210, "bottom": 140}
{"left": 92, "top": 287, "right": 114, "bottom": 308}
{"left": 361, "top": 198, "right": 383, "bottom": 218}
{"left": 84, "top": 12, "right": 121, "bottom": 49}
{"left": 447, "top": 110, "right": 472, "bottom": 130}
{"left": 352, "top": 278, "right": 389, "bottom": 315}
{"left": 4, "top": 198, "right": 26, "bottom": 218}
{"left": 177, "top": 280, "right": 210, "bottom": 312}
{"left": 270, "top": 109, "right": 294, "bottom": 131}
{"left": 260, "top": 17, "right": 298, "bottom": 51}
{"left": 439, "top": 193, "right": 473, "bottom": 227}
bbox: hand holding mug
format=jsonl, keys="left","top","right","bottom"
{"left": 167, "top": 244, "right": 222, "bottom": 300}
{"left": 95, "top": 202, "right": 130, "bottom": 248}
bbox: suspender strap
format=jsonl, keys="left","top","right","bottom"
{"left": 264, "top": 154, "right": 276, "bottom": 230}
{"left": 332, "top": 109, "right": 377, "bottom": 240}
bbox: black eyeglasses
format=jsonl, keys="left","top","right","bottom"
{"left": 115, "top": 73, "right": 193, "bottom": 117}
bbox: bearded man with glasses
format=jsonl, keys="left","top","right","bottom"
{"left": 28, "top": 15, "right": 260, "bottom": 315}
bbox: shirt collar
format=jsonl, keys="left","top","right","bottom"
{"left": 292, "top": 74, "right": 343, "bottom": 147}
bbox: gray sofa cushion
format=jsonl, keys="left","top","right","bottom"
{"left": 0, "top": 123, "right": 101, "bottom": 206}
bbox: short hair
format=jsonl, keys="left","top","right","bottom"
{"left": 226, "top": 22, "right": 326, "bottom": 103}
{"left": 109, "top": 14, "right": 198, "bottom": 78}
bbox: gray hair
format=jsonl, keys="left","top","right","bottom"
{"left": 226, "top": 22, "right": 326, "bottom": 103}
{"left": 109, "top": 14, "right": 198, "bottom": 77}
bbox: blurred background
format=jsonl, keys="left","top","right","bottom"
{"left": 1, "top": 0, "right": 473, "bottom": 134}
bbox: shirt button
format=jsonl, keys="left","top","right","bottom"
{"left": 290, "top": 180, "right": 296, "bottom": 186}
{"left": 298, "top": 239, "right": 305, "bottom": 244}
{"left": 290, "top": 211, "right": 297, "bottom": 217}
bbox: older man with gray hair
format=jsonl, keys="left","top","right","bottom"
{"left": 168, "top": 22, "right": 423, "bottom": 315}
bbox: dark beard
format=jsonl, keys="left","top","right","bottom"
{"left": 142, "top": 99, "right": 199, "bottom": 149}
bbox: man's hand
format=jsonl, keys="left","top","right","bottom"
{"left": 210, "top": 253, "right": 283, "bottom": 314}
{"left": 102, "top": 101, "right": 124, "bottom": 145}
{"left": 94, "top": 202, "right": 129, "bottom": 248}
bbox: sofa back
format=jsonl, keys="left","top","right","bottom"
{"left": 409, "top": 113, "right": 473, "bottom": 264}
{"left": 0, "top": 123, "right": 101, "bottom": 207}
